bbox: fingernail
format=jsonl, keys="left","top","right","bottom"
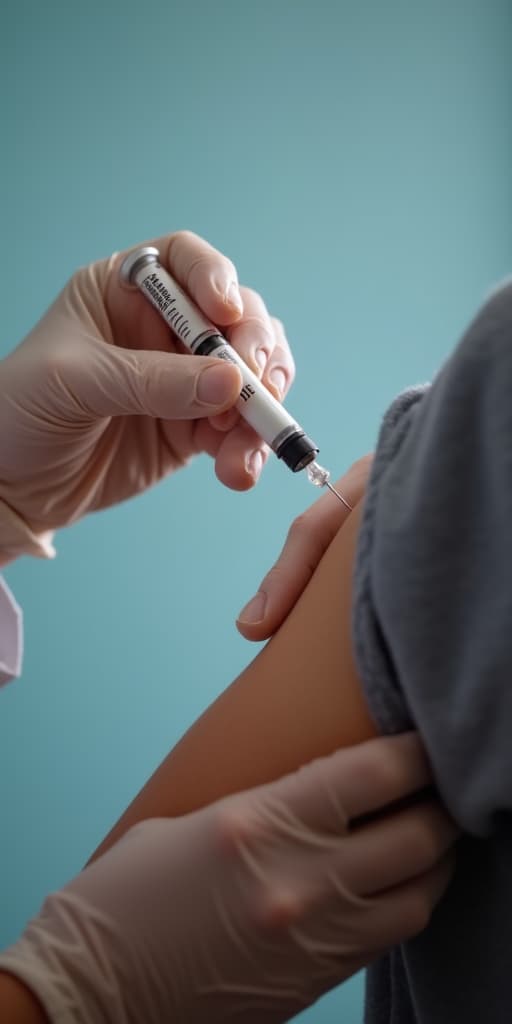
{"left": 237, "top": 591, "right": 267, "bottom": 624}
{"left": 269, "top": 368, "right": 286, "bottom": 399}
{"left": 246, "top": 449, "right": 264, "bottom": 480}
{"left": 254, "top": 348, "right": 267, "bottom": 373}
{"left": 226, "top": 281, "right": 243, "bottom": 314}
{"left": 197, "top": 364, "right": 237, "bottom": 406}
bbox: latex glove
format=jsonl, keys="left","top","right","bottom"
{"left": 238, "top": 454, "right": 372, "bottom": 639}
{"left": 0, "top": 734, "right": 456, "bottom": 1024}
{"left": 0, "top": 231, "right": 294, "bottom": 564}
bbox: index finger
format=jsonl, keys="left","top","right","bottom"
{"left": 160, "top": 229, "right": 245, "bottom": 326}
{"left": 272, "top": 733, "right": 435, "bottom": 835}
{"left": 247, "top": 734, "right": 434, "bottom": 843}
{"left": 331, "top": 733, "right": 433, "bottom": 823}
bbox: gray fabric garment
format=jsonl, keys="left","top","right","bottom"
{"left": 353, "top": 278, "right": 512, "bottom": 1023}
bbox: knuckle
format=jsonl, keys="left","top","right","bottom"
{"left": 210, "top": 252, "right": 237, "bottom": 282}
{"left": 273, "top": 351, "right": 295, "bottom": 384}
{"left": 223, "top": 257, "right": 238, "bottom": 281}
{"left": 239, "top": 285, "right": 263, "bottom": 307}
{"left": 188, "top": 251, "right": 219, "bottom": 279}
{"left": 269, "top": 317, "right": 295, "bottom": 367}
{"left": 212, "top": 800, "right": 259, "bottom": 856}
{"left": 236, "top": 310, "right": 274, "bottom": 349}
{"left": 167, "top": 228, "right": 197, "bottom": 251}
{"left": 287, "top": 512, "right": 310, "bottom": 543}
{"left": 258, "top": 563, "right": 287, "bottom": 593}
{"left": 256, "top": 884, "right": 304, "bottom": 931}
{"left": 249, "top": 561, "right": 294, "bottom": 613}
{"left": 239, "top": 288, "right": 272, "bottom": 325}
{"left": 168, "top": 232, "right": 236, "bottom": 285}
{"left": 249, "top": 314, "right": 273, "bottom": 337}
{"left": 285, "top": 512, "right": 325, "bottom": 568}
{"left": 270, "top": 315, "right": 286, "bottom": 338}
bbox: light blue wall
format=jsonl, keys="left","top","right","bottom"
{"left": 1, "top": 2, "right": 510, "bottom": 1020}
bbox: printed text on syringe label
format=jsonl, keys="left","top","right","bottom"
{"left": 212, "top": 350, "right": 256, "bottom": 401}
{"left": 141, "top": 272, "right": 196, "bottom": 343}
{"left": 213, "top": 345, "right": 299, "bottom": 444}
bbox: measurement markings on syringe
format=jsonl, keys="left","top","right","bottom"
{"left": 143, "top": 273, "right": 192, "bottom": 340}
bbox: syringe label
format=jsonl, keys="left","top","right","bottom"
{"left": 211, "top": 347, "right": 255, "bottom": 402}
{"left": 142, "top": 273, "right": 192, "bottom": 342}
{"left": 132, "top": 257, "right": 306, "bottom": 450}
{"left": 211, "top": 346, "right": 245, "bottom": 398}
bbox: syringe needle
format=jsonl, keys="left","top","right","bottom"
{"left": 306, "top": 461, "right": 354, "bottom": 510}
{"left": 325, "top": 481, "right": 353, "bottom": 510}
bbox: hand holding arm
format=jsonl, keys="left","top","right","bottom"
{"left": 0, "top": 735, "right": 455, "bottom": 1024}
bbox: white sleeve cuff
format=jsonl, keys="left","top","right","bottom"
{"left": 0, "top": 576, "right": 23, "bottom": 686}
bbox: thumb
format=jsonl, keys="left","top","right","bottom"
{"left": 237, "top": 456, "right": 373, "bottom": 641}
{"left": 76, "top": 343, "right": 242, "bottom": 419}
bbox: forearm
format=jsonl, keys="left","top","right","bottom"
{"left": 91, "top": 501, "right": 376, "bottom": 861}
{"left": 0, "top": 973, "right": 48, "bottom": 1023}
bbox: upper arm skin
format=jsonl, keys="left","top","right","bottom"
{"left": 0, "top": 974, "right": 48, "bottom": 1023}
{"left": 91, "top": 500, "right": 377, "bottom": 861}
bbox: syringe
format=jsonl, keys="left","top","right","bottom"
{"left": 119, "top": 246, "right": 351, "bottom": 508}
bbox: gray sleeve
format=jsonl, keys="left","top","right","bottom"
{"left": 353, "top": 279, "right": 512, "bottom": 837}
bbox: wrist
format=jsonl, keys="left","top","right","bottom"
{"left": 0, "top": 972, "right": 49, "bottom": 1023}
{"left": 0, "top": 892, "right": 129, "bottom": 1024}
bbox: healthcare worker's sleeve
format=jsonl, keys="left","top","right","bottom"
{"left": 0, "top": 576, "right": 23, "bottom": 685}
{"left": 353, "top": 279, "right": 512, "bottom": 838}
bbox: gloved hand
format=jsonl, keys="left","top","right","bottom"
{"left": 238, "top": 454, "right": 373, "bottom": 638}
{"left": 0, "top": 734, "right": 456, "bottom": 1023}
{"left": 0, "top": 231, "right": 294, "bottom": 564}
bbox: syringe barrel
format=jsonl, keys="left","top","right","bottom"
{"left": 120, "top": 247, "right": 319, "bottom": 472}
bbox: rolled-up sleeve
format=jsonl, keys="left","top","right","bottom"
{"left": 0, "top": 575, "right": 23, "bottom": 685}
{"left": 353, "top": 280, "right": 512, "bottom": 837}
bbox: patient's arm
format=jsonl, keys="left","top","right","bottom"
{"left": 89, "top": 278, "right": 512, "bottom": 862}
{"left": 91, "top": 500, "right": 375, "bottom": 861}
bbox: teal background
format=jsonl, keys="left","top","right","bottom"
{"left": 1, "top": 1, "right": 510, "bottom": 1019}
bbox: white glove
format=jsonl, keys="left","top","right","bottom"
{"left": 0, "top": 734, "right": 456, "bottom": 1023}
{"left": 0, "top": 230, "right": 294, "bottom": 564}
